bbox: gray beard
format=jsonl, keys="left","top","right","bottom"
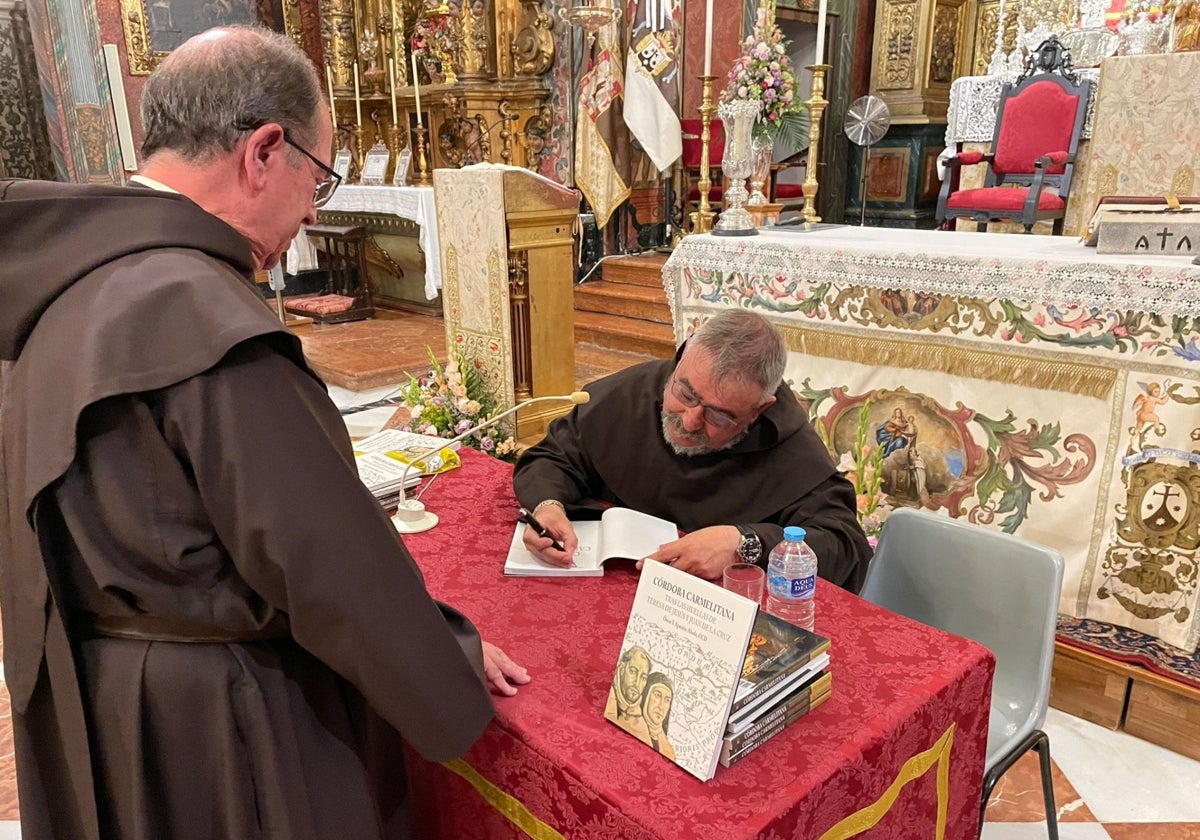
{"left": 660, "top": 410, "right": 748, "bottom": 456}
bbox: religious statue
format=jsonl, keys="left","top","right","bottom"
{"left": 1173, "top": 0, "right": 1200, "bottom": 51}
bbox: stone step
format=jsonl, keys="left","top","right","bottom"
{"left": 600, "top": 252, "right": 670, "bottom": 288}
{"left": 574, "top": 280, "right": 672, "bottom": 324}
{"left": 575, "top": 311, "right": 676, "bottom": 358}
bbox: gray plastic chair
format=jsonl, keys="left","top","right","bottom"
{"left": 859, "top": 508, "right": 1064, "bottom": 839}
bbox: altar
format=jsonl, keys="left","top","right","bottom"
{"left": 318, "top": 184, "right": 443, "bottom": 306}
{"left": 663, "top": 226, "right": 1200, "bottom": 658}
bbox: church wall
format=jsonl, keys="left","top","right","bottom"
{"left": 0, "top": 0, "right": 56, "bottom": 179}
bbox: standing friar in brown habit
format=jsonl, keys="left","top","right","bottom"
{"left": 0, "top": 25, "right": 528, "bottom": 840}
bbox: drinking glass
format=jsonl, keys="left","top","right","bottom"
{"left": 723, "top": 563, "right": 766, "bottom": 605}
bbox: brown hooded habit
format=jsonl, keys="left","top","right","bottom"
{"left": 513, "top": 354, "right": 871, "bottom": 591}
{"left": 0, "top": 180, "right": 493, "bottom": 840}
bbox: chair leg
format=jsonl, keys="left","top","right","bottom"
{"left": 1032, "top": 732, "right": 1060, "bottom": 840}
{"left": 978, "top": 730, "right": 1058, "bottom": 840}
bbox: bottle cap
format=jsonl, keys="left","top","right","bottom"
{"left": 783, "top": 526, "right": 806, "bottom": 542}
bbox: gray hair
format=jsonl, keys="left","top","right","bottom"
{"left": 141, "top": 26, "right": 324, "bottom": 162}
{"left": 686, "top": 310, "right": 786, "bottom": 400}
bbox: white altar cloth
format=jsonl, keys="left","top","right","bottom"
{"left": 663, "top": 227, "right": 1200, "bottom": 328}
{"left": 322, "top": 184, "right": 442, "bottom": 299}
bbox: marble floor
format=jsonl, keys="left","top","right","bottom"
{"left": 2, "top": 312, "right": 1198, "bottom": 837}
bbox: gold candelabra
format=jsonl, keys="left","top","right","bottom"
{"left": 414, "top": 124, "right": 431, "bottom": 185}
{"left": 801, "top": 64, "right": 830, "bottom": 225}
{"left": 689, "top": 75, "right": 717, "bottom": 235}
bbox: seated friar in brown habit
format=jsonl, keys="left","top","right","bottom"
{"left": 514, "top": 308, "right": 871, "bottom": 591}
{"left": 0, "top": 25, "right": 528, "bottom": 840}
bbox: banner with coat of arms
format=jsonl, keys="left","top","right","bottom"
{"left": 575, "top": 1, "right": 630, "bottom": 228}
{"left": 622, "top": 0, "right": 682, "bottom": 173}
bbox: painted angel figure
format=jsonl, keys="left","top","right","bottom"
{"left": 1133, "top": 380, "right": 1171, "bottom": 435}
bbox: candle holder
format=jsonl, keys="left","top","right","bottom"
{"left": 801, "top": 63, "right": 830, "bottom": 225}
{"left": 352, "top": 124, "right": 367, "bottom": 180}
{"left": 689, "top": 74, "right": 718, "bottom": 235}
{"left": 414, "top": 123, "right": 432, "bottom": 185}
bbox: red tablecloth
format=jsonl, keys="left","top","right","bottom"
{"left": 403, "top": 451, "right": 995, "bottom": 840}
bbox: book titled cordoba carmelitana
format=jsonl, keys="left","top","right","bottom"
{"left": 604, "top": 561, "right": 759, "bottom": 781}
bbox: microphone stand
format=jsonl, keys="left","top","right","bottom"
{"left": 392, "top": 391, "right": 589, "bottom": 534}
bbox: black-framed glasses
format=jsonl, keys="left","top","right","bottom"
{"left": 233, "top": 121, "right": 341, "bottom": 208}
{"left": 669, "top": 374, "right": 739, "bottom": 429}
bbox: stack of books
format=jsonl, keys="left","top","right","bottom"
{"left": 719, "top": 611, "right": 832, "bottom": 768}
{"left": 351, "top": 429, "right": 460, "bottom": 508}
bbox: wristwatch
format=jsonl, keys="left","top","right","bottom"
{"left": 735, "top": 525, "right": 763, "bottom": 564}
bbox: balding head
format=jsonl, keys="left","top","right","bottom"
{"left": 141, "top": 25, "right": 323, "bottom": 163}
{"left": 685, "top": 309, "right": 786, "bottom": 402}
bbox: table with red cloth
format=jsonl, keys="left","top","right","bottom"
{"left": 401, "top": 450, "right": 995, "bottom": 840}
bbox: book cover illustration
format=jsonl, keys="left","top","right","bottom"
{"left": 604, "top": 562, "right": 758, "bottom": 781}
{"left": 733, "top": 610, "right": 831, "bottom": 713}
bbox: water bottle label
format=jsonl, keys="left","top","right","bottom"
{"left": 791, "top": 574, "right": 816, "bottom": 598}
{"left": 768, "top": 570, "right": 816, "bottom": 599}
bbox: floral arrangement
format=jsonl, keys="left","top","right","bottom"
{"left": 834, "top": 402, "right": 890, "bottom": 538}
{"left": 393, "top": 349, "right": 519, "bottom": 461}
{"left": 722, "top": 0, "right": 809, "bottom": 151}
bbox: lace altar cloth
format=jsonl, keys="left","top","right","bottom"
{"left": 945, "top": 69, "right": 1101, "bottom": 145}
{"left": 401, "top": 450, "right": 993, "bottom": 840}
{"left": 321, "top": 184, "right": 441, "bottom": 299}
{"left": 662, "top": 227, "right": 1200, "bottom": 329}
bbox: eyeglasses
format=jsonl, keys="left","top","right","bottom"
{"left": 669, "top": 375, "right": 739, "bottom": 429}
{"left": 233, "top": 121, "right": 341, "bottom": 208}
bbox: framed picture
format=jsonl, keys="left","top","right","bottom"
{"left": 119, "top": 0, "right": 289, "bottom": 74}
{"left": 333, "top": 149, "right": 353, "bottom": 181}
{"left": 392, "top": 149, "right": 412, "bottom": 186}
{"left": 360, "top": 141, "right": 391, "bottom": 185}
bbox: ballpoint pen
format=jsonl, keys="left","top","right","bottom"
{"left": 517, "top": 507, "right": 567, "bottom": 553}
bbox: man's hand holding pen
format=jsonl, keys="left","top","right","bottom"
{"left": 519, "top": 504, "right": 578, "bottom": 568}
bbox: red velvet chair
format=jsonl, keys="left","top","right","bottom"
{"left": 681, "top": 118, "right": 725, "bottom": 211}
{"left": 936, "top": 37, "right": 1090, "bottom": 235}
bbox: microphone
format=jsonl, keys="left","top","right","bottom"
{"left": 391, "top": 390, "right": 590, "bottom": 533}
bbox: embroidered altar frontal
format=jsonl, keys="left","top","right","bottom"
{"left": 664, "top": 227, "right": 1200, "bottom": 654}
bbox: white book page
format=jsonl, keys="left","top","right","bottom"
{"left": 597, "top": 508, "right": 678, "bottom": 563}
{"left": 354, "top": 451, "right": 419, "bottom": 493}
{"left": 504, "top": 522, "right": 604, "bottom": 576}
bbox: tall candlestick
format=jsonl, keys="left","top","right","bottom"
{"left": 411, "top": 51, "right": 423, "bottom": 127}
{"left": 389, "top": 57, "right": 399, "bottom": 124}
{"left": 814, "top": 0, "right": 828, "bottom": 66}
{"left": 353, "top": 62, "right": 363, "bottom": 127}
{"left": 325, "top": 64, "right": 337, "bottom": 129}
{"left": 703, "top": 0, "right": 714, "bottom": 75}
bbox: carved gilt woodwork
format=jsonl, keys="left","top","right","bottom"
{"left": 871, "top": 0, "right": 974, "bottom": 120}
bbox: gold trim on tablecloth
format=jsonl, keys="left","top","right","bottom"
{"left": 777, "top": 324, "right": 1117, "bottom": 400}
{"left": 442, "top": 759, "right": 567, "bottom": 840}
{"left": 817, "top": 724, "right": 957, "bottom": 840}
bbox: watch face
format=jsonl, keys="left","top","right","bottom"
{"left": 738, "top": 534, "right": 762, "bottom": 563}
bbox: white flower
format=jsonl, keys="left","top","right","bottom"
{"left": 410, "top": 404, "right": 424, "bottom": 420}
{"left": 836, "top": 451, "right": 857, "bottom": 474}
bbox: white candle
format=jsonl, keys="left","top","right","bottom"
{"left": 353, "top": 62, "right": 362, "bottom": 127}
{"left": 325, "top": 64, "right": 337, "bottom": 129}
{"left": 389, "top": 57, "right": 399, "bottom": 124}
{"left": 411, "top": 52, "right": 423, "bottom": 127}
{"left": 703, "top": 0, "right": 713, "bottom": 76}
{"left": 814, "top": 0, "right": 828, "bottom": 66}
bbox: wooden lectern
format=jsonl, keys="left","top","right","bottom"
{"left": 433, "top": 165, "right": 579, "bottom": 443}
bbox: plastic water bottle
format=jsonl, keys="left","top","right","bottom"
{"left": 766, "top": 526, "right": 818, "bottom": 630}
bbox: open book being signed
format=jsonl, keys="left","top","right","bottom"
{"left": 503, "top": 507, "right": 679, "bottom": 577}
